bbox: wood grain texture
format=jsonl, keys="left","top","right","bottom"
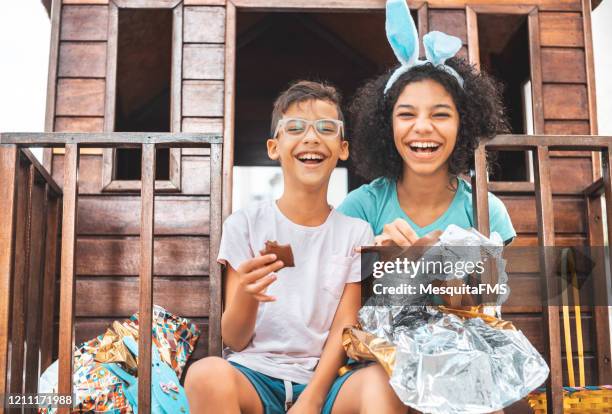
{"left": 184, "top": 6, "right": 226, "bottom": 43}
{"left": 222, "top": 0, "right": 236, "bottom": 221}
{"left": 55, "top": 117, "right": 105, "bottom": 132}
{"left": 182, "top": 81, "right": 224, "bottom": 117}
{"left": 543, "top": 84, "right": 589, "bottom": 120}
{"left": 76, "top": 237, "right": 210, "bottom": 276}
{"left": 114, "top": 0, "right": 181, "bottom": 7}
{"left": 181, "top": 156, "right": 211, "bottom": 194}
{"left": 208, "top": 143, "right": 223, "bottom": 356}
{"left": 539, "top": 12, "right": 584, "bottom": 47}
{"left": 0, "top": 146, "right": 18, "bottom": 403}
{"left": 183, "top": 44, "right": 225, "bottom": 80}
{"left": 428, "top": 9, "right": 467, "bottom": 44}
{"left": 544, "top": 120, "right": 590, "bottom": 135}
{"left": 504, "top": 196, "right": 586, "bottom": 234}
{"left": 58, "top": 42, "right": 107, "bottom": 78}
{"left": 58, "top": 144, "right": 79, "bottom": 413}
{"left": 63, "top": 0, "right": 108, "bottom": 3}
{"left": 56, "top": 79, "right": 106, "bottom": 116}
{"left": 138, "top": 144, "right": 155, "bottom": 414}
{"left": 172, "top": 5, "right": 183, "bottom": 133}
{"left": 582, "top": 0, "right": 598, "bottom": 136}
{"left": 541, "top": 48, "right": 586, "bottom": 83}
{"left": 60, "top": 5, "right": 109, "bottom": 41}
{"left": 184, "top": 0, "right": 225, "bottom": 4}
{"left": 75, "top": 278, "right": 210, "bottom": 317}
{"left": 52, "top": 154, "right": 104, "bottom": 194}
{"left": 529, "top": 10, "right": 545, "bottom": 135}
{"left": 600, "top": 148, "right": 612, "bottom": 383}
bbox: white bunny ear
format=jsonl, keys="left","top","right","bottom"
{"left": 423, "top": 31, "right": 462, "bottom": 65}
{"left": 386, "top": 0, "right": 419, "bottom": 66}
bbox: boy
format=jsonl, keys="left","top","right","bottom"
{"left": 185, "top": 81, "right": 375, "bottom": 414}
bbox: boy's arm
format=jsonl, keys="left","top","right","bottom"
{"left": 221, "top": 256, "right": 283, "bottom": 351}
{"left": 295, "top": 282, "right": 361, "bottom": 408}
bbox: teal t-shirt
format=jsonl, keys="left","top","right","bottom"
{"left": 338, "top": 177, "right": 516, "bottom": 244}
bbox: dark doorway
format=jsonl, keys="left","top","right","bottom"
{"left": 477, "top": 13, "right": 532, "bottom": 182}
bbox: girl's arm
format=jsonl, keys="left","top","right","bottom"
{"left": 292, "top": 282, "right": 361, "bottom": 410}
{"left": 221, "top": 255, "right": 283, "bottom": 351}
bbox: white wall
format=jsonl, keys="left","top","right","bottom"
{"left": 0, "top": 0, "right": 50, "bottom": 161}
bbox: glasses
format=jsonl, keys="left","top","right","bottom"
{"left": 274, "top": 118, "right": 344, "bottom": 140}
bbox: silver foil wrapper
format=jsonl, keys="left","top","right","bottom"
{"left": 358, "top": 306, "right": 549, "bottom": 413}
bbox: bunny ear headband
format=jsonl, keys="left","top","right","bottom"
{"left": 384, "top": 0, "right": 464, "bottom": 94}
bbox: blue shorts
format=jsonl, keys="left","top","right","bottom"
{"left": 229, "top": 361, "right": 356, "bottom": 414}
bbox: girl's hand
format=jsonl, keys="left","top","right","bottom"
{"left": 287, "top": 394, "right": 323, "bottom": 414}
{"left": 375, "top": 218, "right": 419, "bottom": 246}
{"left": 236, "top": 254, "right": 284, "bottom": 302}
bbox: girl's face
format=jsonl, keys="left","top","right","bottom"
{"left": 392, "top": 79, "right": 460, "bottom": 177}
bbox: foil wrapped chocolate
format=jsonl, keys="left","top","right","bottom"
{"left": 350, "top": 306, "right": 549, "bottom": 413}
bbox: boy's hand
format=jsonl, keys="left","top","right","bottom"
{"left": 236, "top": 254, "right": 284, "bottom": 302}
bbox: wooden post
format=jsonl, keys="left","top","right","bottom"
{"left": 472, "top": 144, "right": 490, "bottom": 236}
{"left": 0, "top": 146, "right": 18, "bottom": 412}
{"left": 138, "top": 144, "right": 155, "bottom": 414}
{"left": 58, "top": 143, "right": 79, "bottom": 414}
{"left": 533, "top": 146, "right": 563, "bottom": 414}
{"left": 209, "top": 143, "right": 223, "bottom": 356}
{"left": 598, "top": 147, "right": 612, "bottom": 383}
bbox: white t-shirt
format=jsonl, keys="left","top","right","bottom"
{"left": 217, "top": 199, "right": 374, "bottom": 383}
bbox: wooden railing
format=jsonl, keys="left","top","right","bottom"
{"left": 1, "top": 133, "right": 611, "bottom": 414}
{"left": 0, "top": 132, "right": 223, "bottom": 414}
{"left": 472, "top": 134, "right": 612, "bottom": 414}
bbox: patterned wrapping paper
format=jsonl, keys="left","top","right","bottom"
{"left": 38, "top": 305, "right": 201, "bottom": 414}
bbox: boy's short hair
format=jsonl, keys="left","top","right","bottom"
{"left": 270, "top": 80, "right": 344, "bottom": 137}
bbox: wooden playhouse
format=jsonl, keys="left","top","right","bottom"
{"left": 1, "top": 0, "right": 611, "bottom": 413}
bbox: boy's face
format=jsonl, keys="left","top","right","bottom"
{"left": 267, "top": 99, "right": 349, "bottom": 189}
{"left": 392, "top": 79, "right": 460, "bottom": 177}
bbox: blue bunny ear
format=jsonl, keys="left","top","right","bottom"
{"left": 386, "top": 0, "right": 419, "bottom": 66}
{"left": 422, "top": 31, "right": 462, "bottom": 65}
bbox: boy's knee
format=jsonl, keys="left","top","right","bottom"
{"left": 361, "top": 365, "right": 407, "bottom": 412}
{"left": 185, "top": 356, "right": 236, "bottom": 393}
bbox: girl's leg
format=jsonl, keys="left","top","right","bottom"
{"left": 185, "top": 356, "right": 264, "bottom": 414}
{"left": 330, "top": 364, "right": 409, "bottom": 414}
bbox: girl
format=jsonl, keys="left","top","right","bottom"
{"left": 326, "top": 1, "right": 517, "bottom": 413}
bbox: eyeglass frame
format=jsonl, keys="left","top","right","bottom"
{"left": 273, "top": 117, "right": 345, "bottom": 140}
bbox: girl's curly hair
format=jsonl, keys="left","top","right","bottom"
{"left": 347, "top": 58, "right": 508, "bottom": 181}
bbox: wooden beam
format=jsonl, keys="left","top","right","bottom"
{"left": 0, "top": 132, "right": 222, "bottom": 146}
{"left": 417, "top": 2, "right": 428, "bottom": 39}
{"left": 0, "top": 146, "right": 18, "bottom": 412}
{"left": 209, "top": 143, "right": 223, "bottom": 356}
{"left": 44, "top": 0, "right": 63, "bottom": 173}
{"left": 138, "top": 144, "right": 155, "bottom": 414}
{"left": 482, "top": 135, "right": 612, "bottom": 151}
{"left": 223, "top": 0, "right": 236, "bottom": 221}
{"left": 472, "top": 144, "right": 490, "bottom": 236}
{"left": 533, "top": 146, "right": 563, "bottom": 414}
{"left": 112, "top": 0, "right": 182, "bottom": 8}
{"left": 466, "top": 6, "right": 480, "bottom": 71}
{"left": 57, "top": 143, "right": 79, "bottom": 414}
{"left": 528, "top": 10, "right": 545, "bottom": 135}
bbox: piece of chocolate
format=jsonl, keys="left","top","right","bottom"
{"left": 259, "top": 240, "right": 295, "bottom": 268}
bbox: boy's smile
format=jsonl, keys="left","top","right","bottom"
{"left": 392, "top": 79, "right": 459, "bottom": 176}
{"left": 267, "top": 99, "right": 348, "bottom": 190}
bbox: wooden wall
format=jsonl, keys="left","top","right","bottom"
{"left": 47, "top": 0, "right": 605, "bottom": 384}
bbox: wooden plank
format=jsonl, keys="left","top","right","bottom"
{"left": 57, "top": 143, "right": 79, "bottom": 413}
{"left": 542, "top": 84, "right": 589, "bottom": 120}
{"left": 76, "top": 237, "right": 210, "bottom": 276}
{"left": 472, "top": 145, "right": 490, "bottom": 235}
{"left": 102, "top": 179, "right": 180, "bottom": 193}
{"left": 9, "top": 156, "right": 32, "bottom": 396}
{"left": 510, "top": 314, "right": 594, "bottom": 354}
{"left": 53, "top": 154, "right": 104, "bottom": 194}
{"left": 0, "top": 146, "right": 18, "bottom": 406}
{"left": 24, "top": 167, "right": 47, "bottom": 393}
{"left": 58, "top": 42, "right": 107, "bottom": 78}
{"left": 45, "top": 0, "right": 63, "bottom": 174}
{"left": 182, "top": 81, "right": 225, "bottom": 117}
{"left": 466, "top": 6, "right": 479, "bottom": 71}
{"left": 56, "top": 79, "right": 106, "bottom": 116}
{"left": 533, "top": 146, "right": 563, "bottom": 414}
{"left": 417, "top": 3, "right": 428, "bottom": 40}
{"left": 74, "top": 317, "right": 210, "bottom": 359}
{"left": 539, "top": 12, "right": 584, "bottom": 47}
{"left": 599, "top": 148, "right": 612, "bottom": 384}
{"left": 63, "top": 0, "right": 108, "bottom": 3}
{"left": 544, "top": 120, "right": 590, "bottom": 135}
{"left": 582, "top": 0, "right": 598, "bottom": 136}
{"left": 466, "top": 4, "right": 536, "bottom": 13}
{"left": 181, "top": 153, "right": 212, "bottom": 195}
{"left": 20, "top": 148, "right": 63, "bottom": 197}
{"left": 114, "top": 0, "right": 181, "bottom": 7}
{"left": 529, "top": 10, "right": 545, "bottom": 135}
{"left": 223, "top": 0, "right": 236, "bottom": 221}
{"left": 504, "top": 196, "right": 586, "bottom": 234}
{"left": 75, "top": 278, "right": 210, "bottom": 317}
{"left": 139, "top": 144, "right": 155, "bottom": 414}
{"left": 55, "top": 117, "right": 105, "bottom": 132}
{"left": 208, "top": 143, "right": 223, "bottom": 356}
{"left": 1, "top": 132, "right": 222, "bottom": 146}
{"left": 78, "top": 196, "right": 210, "bottom": 235}
{"left": 104, "top": 1, "right": 118, "bottom": 133}
{"left": 60, "top": 5, "right": 109, "bottom": 41}
{"left": 183, "top": 6, "right": 226, "bottom": 43}
{"left": 541, "top": 48, "right": 586, "bottom": 83}
{"left": 172, "top": 5, "right": 183, "bottom": 133}
{"left": 40, "top": 192, "right": 60, "bottom": 372}
{"left": 183, "top": 44, "right": 225, "bottom": 80}
{"left": 182, "top": 118, "right": 223, "bottom": 134}
{"left": 428, "top": 9, "right": 467, "bottom": 44}
{"left": 481, "top": 134, "right": 612, "bottom": 151}
{"left": 185, "top": 0, "right": 225, "bottom": 4}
